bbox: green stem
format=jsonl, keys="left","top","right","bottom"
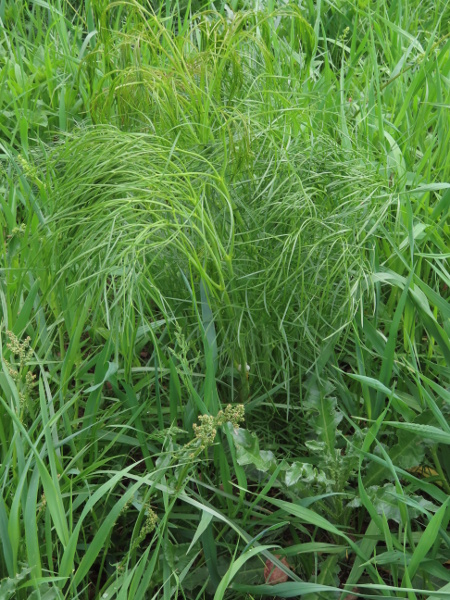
{"left": 431, "top": 448, "right": 450, "bottom": 495}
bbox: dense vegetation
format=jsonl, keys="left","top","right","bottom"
{"left": 0, "top": 0, "right": 449, "bottom": 598}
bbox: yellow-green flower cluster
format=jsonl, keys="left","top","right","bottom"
{"left": 142, "top": 506, "right": 159, "bottom": 534}
{"left": 4, "top": 331, "right": 36, "bottom": 411}
{"left": 6, "top": 331, "right": 33, "bottom": 368}
{"left": 192, "top": 404, "right": 245, "bottom": 450}
{"left": 193, "top": 414, "right": 217, "bottom": 448}
{"left": 132, "top": 505, "right": 158, "bottom": 550}
{"left": 216, "top": 404, "right": 245, "bottom": 428}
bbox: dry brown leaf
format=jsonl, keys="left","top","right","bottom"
{"left": 264, "top": 555, "right": 291, "bottom": 585}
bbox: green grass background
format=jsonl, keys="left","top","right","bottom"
{"left": 0, "top": 0, "right": 449, "bottom": 598}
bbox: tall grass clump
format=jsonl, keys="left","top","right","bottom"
{"left": 0, "top": 0, "right": 449, "bottom": 598}
{"left": 35, "top": 5, "right": 393, "bottom": 396}
{"left": 40, "top": 128, "right": 390, "bottom": 389}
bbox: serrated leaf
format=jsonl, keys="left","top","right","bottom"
{"left": 284, "top": 462, "right": 329, "bottom": 488}
{"left": 304, "top": 378, "right": 342, "bottom": 457}
{"left": 0, "top": 568, "right": 30, "bottom": 599}
{"left": 356, "top": 484, "right": 438, "bottom": 525}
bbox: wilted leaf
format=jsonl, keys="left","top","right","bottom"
{"left": 264, "top": 555, "right": 291, "bottom": 584}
